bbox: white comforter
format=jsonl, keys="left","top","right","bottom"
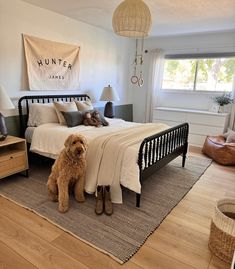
{"left": 30, "top": 118, "right": 169, "bottom": 203}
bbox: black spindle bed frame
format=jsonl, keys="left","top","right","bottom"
{"left": 18, "top": 94, "right": 189, "bottom": 207}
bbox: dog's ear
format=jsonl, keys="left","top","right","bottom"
{"left": 81, "top": 136, "right": 88, "bottom": 151}
{"left": 64, "top": 134, "right": 75, "bottom": 148}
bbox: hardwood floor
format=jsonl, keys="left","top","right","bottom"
{"left": 0, "top": 149, "right": 234, "bottom": 269}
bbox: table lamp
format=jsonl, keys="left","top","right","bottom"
{"left": 0, "top": 86, "right": 15, "bottom": 141}
{"left": 100, "top": 85, "right": 120, "bottom": 118}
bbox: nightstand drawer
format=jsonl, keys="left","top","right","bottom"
{"left": 0, "top": 136, "right": 28, "bottom": 180}
{"left": 0, "top": 152, "right": 26, "bottom": 178}
{"left": 0, "top": 159, "right": 12, "bottom": 174}
{"left": 12, "top": 152, "right": 26, "bottom": 170}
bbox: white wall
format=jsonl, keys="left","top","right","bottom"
{"left": 132, "top": 31, "right": 235, "bottom": 122}
{"left": 2, "top": 1, "right": 234, "bottom": 123}
{"left": 0, "top": 0, "right": 134, "bottom": 116}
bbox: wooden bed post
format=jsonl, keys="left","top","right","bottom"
{"left": 182, "top": 124, "right": 189, "bottom": 168}
{"left": 136, "top": 193, "right": 141, "bottom": 207}
{"left": 137, "top": 141, "right": 144, "bottom": 208}
{"left": 182, "top": 141, "right": 188, "bottom": 168}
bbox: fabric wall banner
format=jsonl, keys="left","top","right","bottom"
{"left": 23, "top": 35, "right": 80, "bottom": 91}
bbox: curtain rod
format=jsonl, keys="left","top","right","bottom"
{"left": 144, "top": 44, "right": 235, "bottom": 53}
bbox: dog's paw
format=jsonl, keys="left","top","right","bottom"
{"left": 58, "top": 204, "right": 69, "bottom": 213}
{"left": 49, "top": 194, "right": 58, "bottom": 202}
{"left": 75, "top": 195, "right": 85, "bottom": 203}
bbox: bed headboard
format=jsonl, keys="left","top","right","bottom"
{"left": 18, "top": 94, "right": 90, "bottom": 138}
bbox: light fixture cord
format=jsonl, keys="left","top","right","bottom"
{"left": 134, "top": 39, "right": 138, "bottom": 65}
{"left": 138, "top": 38, "right": 144, "bottom": 87}
{"left": 140, "top": 38, "right": 144, "bottom": 65}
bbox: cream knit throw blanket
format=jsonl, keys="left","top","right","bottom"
{"left": 85, "top": 123, "right": 168, "bottom": 203}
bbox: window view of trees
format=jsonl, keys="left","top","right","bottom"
{"left": 162, "top": 57, "right": 235, "bottom": 92}
{"left": 162, "top": 60, "right": 196, "bottom": 90}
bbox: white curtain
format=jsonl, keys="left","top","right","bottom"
{"left": 145, "top": 49, "right": 164, "bottom": 122}
{"left": 229, "top": 105, "right": 235, "bottom": 130}
{"left": 229, "top": 74, "right": 235, "bottom": 130}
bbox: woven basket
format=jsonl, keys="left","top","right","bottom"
{"left": 208, "top": 199, "right": 235, "bottom": 263}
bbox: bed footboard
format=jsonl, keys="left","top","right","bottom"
{"left": 136, "top": 123, "right": 189, "bottom": 207}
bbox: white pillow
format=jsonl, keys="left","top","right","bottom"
{"left": 27, "top": 103, "right": 59, "bottom": 127}
{"left": 225, "top": 129, "right": 235, "bottom": 143}
{"left": 53, "top": 101, "right": 78, "bottom": 125}
{"left": 75, "top": 99, "right": 94, "bottom": 112}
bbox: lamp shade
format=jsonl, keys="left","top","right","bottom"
{"left": 0, "top": 86, "right": 14, "bottom": 110}
{"left": 100, "top": 85, "right": 120, "bottom": 102}
{"left": 112, "top": 0, "right": 152, "bottom": 38}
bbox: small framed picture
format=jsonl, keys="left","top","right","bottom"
{"left": 209, "top": 104, "right": 220, "bottom": 113}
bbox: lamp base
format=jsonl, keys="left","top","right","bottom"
{"left": 0, "top": 112, "right": 8, "bottom": 141}
{"left": 0, "top": 134, "right": 7, "bottom": 141}
{"left": 104, "top": 102, "right": 115, "bottom": 118}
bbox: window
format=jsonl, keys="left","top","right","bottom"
{"left": 162, "top": 53, "right": 235, "bottom": 92}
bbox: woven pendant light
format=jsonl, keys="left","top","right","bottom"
{"left": 112, "top": 0, "right": 152, "bottom": 38}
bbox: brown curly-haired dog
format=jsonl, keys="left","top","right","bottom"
{"left": 47, "top": 134, "right": 88, "bottom": 213}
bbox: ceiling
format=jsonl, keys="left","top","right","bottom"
{"left": 21, "top": 0, "right": 235, "bottom": 37}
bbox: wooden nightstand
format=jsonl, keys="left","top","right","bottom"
{"left": 0, "top": 136, "right": 29, "bottom": 179}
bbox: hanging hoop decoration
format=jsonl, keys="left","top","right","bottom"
{"left": 137, "top": 78, "right": 144, "bottom": 87}
{"left": 131, "top": 75, "right": 139, "bottom": 84}
{"left": 138, "top": 39, "right": 144, "bottom": 87}
{"left": 131, "top": 43, "right": 139, "bottom": 84}
{"left": 130, "top": 39, "right": 144, "bottom": 87}
{"left": 138, "top": 72, "right": 144, "bottom": 87}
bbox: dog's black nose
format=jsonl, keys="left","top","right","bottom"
{"left": 77, "top": 149, "right": 82, "bottom": 155}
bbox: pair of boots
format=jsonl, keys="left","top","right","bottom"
{"left": 95, "top": 185, "right": 113, "bottom": 215}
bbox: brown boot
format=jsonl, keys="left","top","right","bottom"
{"left": 95, "top": 185, "right": 104, "bottom": 215}
{"left": 104, "top": 185, "right": 113, "bottom": 215}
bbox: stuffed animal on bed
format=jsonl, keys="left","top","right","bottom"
{"left": 83, "top": 111, "right": 101, "bottom": 127}
{"left": 92, "top": 110, "right": 109, "bottom": 126}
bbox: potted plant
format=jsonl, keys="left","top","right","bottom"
{"left": 213, "top": 93, "right": 233, "bottom": 113}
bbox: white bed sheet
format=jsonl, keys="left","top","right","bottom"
{"left": 25, "top": 127, "right": 36, "bottom": 143}
{"left": 30, "top": 118, "right": 139, "bottom": 158}
{"left": 30, "top": 118, "right": 169, "bottom": 203}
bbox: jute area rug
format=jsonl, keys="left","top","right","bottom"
{"left": 0, "top": 155, "right": 211, "bottom": 264}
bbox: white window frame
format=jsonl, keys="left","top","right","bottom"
{"left": 161, "top": 52, "right": 235, "bottom": 94}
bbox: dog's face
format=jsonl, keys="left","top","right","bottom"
{"left": 84, "top": 112, "right": 91, "bottom": 119}
{"left": 93, "top": 110, "right": 100, "bottom": 119}
{"left": 64, "top": 134, "right": 88, "bottom": 160}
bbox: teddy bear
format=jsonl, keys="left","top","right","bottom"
{"left": 83, "top": 111, "right": 101, "bottom": 127}
{"left": 92, "top": 110, "right": 109, "bottom": 126}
